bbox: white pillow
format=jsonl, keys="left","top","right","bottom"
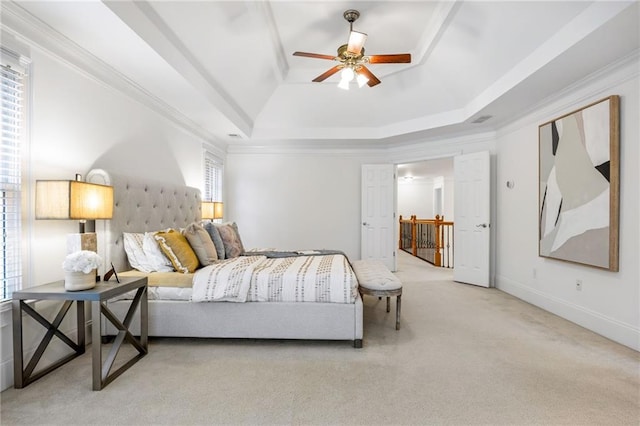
{"left": 143, "top": 231, "right": 174, "bottom": 272}
{"left": 123, "top": 232, "right": 154, "bottom": 273}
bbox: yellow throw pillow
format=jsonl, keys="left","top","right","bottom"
{"left": 154, "top": 229, "right": 199, "bottom": 273}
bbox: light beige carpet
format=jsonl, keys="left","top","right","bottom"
{"left": 1, "top": 251, "right": 639, "bottom": 425}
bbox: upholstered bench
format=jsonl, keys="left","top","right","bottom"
{"left": 351, "top": 260, "right": 403, "bottom": 330}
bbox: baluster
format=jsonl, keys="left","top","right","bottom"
{"left": 411, "top": 215, "right": 417, "bottom": 257}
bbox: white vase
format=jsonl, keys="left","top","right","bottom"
{"left": 64, "top": 270, "right": 96, "bottom": 291}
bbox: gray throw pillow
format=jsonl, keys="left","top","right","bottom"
{"left": 203, "top": 222, "right": 226, "bottom": 259}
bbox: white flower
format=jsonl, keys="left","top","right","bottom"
{"left": 62, "top": 250, "right": 103, "bottom": 273}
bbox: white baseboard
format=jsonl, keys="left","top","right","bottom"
{"left": 496, "top": 275, "right": 640, "bottom": 352}
{"left": 1, "top": 353, "right": 15, "bottom": 391}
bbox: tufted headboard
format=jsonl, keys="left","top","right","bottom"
{"left": 87, "top": 169, "right": 202, "bottom": 273}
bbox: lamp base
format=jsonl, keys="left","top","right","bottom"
{"left": 67, "top": 233, "right": 97, "bottom": 253}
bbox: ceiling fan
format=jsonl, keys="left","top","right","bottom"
{"left": 293, "top": 9, "right": 411, "bottom": 89}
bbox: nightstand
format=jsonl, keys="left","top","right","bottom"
{"left": 12, "top": 276, "right": 148, "bottom": 390}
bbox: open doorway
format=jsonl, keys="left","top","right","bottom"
{"left": 397, "top": 157, "right": 454, "bottom": 222}
{"left": 397, "top": 157, "right": 454, "bottom": 268}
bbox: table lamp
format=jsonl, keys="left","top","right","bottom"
{"left": 35, "top": 177, "right": 114, "bottom": 278}
{"left": 201, "top": 201, "right": 223, "bottom": 221}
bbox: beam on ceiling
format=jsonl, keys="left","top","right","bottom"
{"left": 1, "top": 1, "right": 224, "bottom": 150}
{"left": 103, "top": 0, "right": 254, "bottom": 139}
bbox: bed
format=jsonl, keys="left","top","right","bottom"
{"left": 87, "top": 169, "right": 363, "bottom": 347}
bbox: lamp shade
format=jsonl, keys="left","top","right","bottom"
{"left": 35, "top": 180, "right": 114, "bottom": 220}
{"left": 347, "top": 31, "right": 367, "bottom": 55}
{"left": 340, "top": 67, "right": 355, "bottom": 81}
{"left": 201, "top": 201, "right": 223, "bottom": 220}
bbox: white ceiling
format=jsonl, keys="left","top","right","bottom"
{"left": 3, "top": 0, "right": 639, "bottom": 152}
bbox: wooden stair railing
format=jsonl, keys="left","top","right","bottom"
{"left": 399, "top": 215, "right": 454, "bottom": 268}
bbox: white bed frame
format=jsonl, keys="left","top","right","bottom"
{"left": 87, "top": 169, "right": 363, "bottom": 347}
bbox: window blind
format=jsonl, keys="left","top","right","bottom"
{"left": 1, "top": 61, "right": 24, "bottom": 300}
{"left": 203, "top": 151, "right": 223, "bottom": 203}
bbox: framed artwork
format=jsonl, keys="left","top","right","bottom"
{"left": 538, "top": 95, "right": 619, "bottom": 271}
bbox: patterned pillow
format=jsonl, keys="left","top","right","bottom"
{"left": 154, "top": 229, "right": 200, "bottom": 273}
{"left": 215, "top": 222, "right": 245, "bottom": 259}
{"left": 203, "top": 222, "right": 226, "bottom": 260}
{"left": 123, "top": 232, "right": 154, "bottom": 272}
{"left": 183, "top": 222, "right": 218, "bottom": 266}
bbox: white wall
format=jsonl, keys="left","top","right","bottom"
{"left": 398, "top": 179, "right": 434, "bottom": 219}
{"left": 397, "top": 177, "right": 454, "bottom": 220}
{"left": 1, "top": 44, "right": 212, "bottom": 390}
{"left": 494, "top": 57, "right": 639, "bottom": 350}
{"left": 226, "top": 136, "right": 492, "bottom": 264}
{"left": 443, "top": 177, "right": 455, "bottom": 222}
{"left": 29, "top": 51, "right": 206, "bottom": 285}
{"left": 225, "top": 153, "right": 363, "bottom": 260}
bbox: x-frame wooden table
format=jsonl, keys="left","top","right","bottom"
{"left": 12, "top": 276, "right": 148, "bottom": 390}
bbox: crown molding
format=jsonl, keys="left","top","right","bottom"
{"left": 225, "top": 142, "right": 387, "bottom": 157}
{"left": 226, "top": 130, "right": 496, "bottom": 160}
{"left": 1, "top": 1, "right": 226, "bottom": 150}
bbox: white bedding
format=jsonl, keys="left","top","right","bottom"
{"left": 148, "top": 286, "right": 192, "bottom": 301}
{"left": 247, "top": 254, "right": 357, "bottom": 303}
{"left": 114, "top": 253, "right": 359, "bottom": 304}
{"left": 109, "top": 285, "right": 192, "bottom": 302}
{"left": 192, "top": 255, "right": 267, "bottom": 303}
{"left": 192, "top": 253, "right": 358, "bottom": 304}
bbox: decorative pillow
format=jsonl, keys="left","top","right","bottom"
{"left": 154, "top": 229, "right": 200, "bottom": 273}
{"left": 203, "top": 222, "right": 226, "bottom": 260}
{"left": 123, "top": 232, "right": 154, "bottom": 273}
{"left": 215, "top": 222, "right": 245, "bottom": 259}
{"left": 142, "top": 231, "right": 174, "bottom": 272}
{"left": 227, "top": 222, "right": 245, "bottom": 253}
{"left": 183, "top": 222, "right": 218, "bottom": 266}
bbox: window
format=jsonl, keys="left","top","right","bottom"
{"left": 203, "top": 151, "right": 223, "bottom": 203}
{"left": 1, "top": 48, "right": 27, "bottom": 301}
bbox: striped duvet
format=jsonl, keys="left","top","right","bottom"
{"left": 192, "top": 254, "right": 358, "bottom": 304}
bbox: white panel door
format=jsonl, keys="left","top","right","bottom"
{"left": 453, "top": 151, "right": 491, "bottom": 287}
{"left": 361, "top": 164, "right": 396, "bottom": 271}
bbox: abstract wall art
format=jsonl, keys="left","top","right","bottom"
{"left": 539, "top": 95, "right": 619, "bottom": 271}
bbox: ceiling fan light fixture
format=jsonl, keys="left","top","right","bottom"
{"left": 337, "top": 77, "right": 350, "bottom": 90}
{"left": 294, "top": 9, "right": 411, "bottom": 88}
{"left": 356, "top": 72, "right": 369, "bottom": 88}
{"left": 340, "top": 66, "right": 355, "bottom": 81}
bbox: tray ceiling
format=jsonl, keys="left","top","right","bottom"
{"left": 2, "top": 1, "right": 638, "bottom": 149}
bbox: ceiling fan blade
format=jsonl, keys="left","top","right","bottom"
{"left": 358, "top": 65, "right": 381, "bottom": 87}
{"left": 312, "top": 65, "right": 342, "bottom": 82}
{"left": 293, "top": 51, "right": 336, "bottom": 61}
{"left": 347, "top": 31, "right": 367, "bottom": 55}
{"left": 368, "top": 54, "right": 412, "bottom": 64}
